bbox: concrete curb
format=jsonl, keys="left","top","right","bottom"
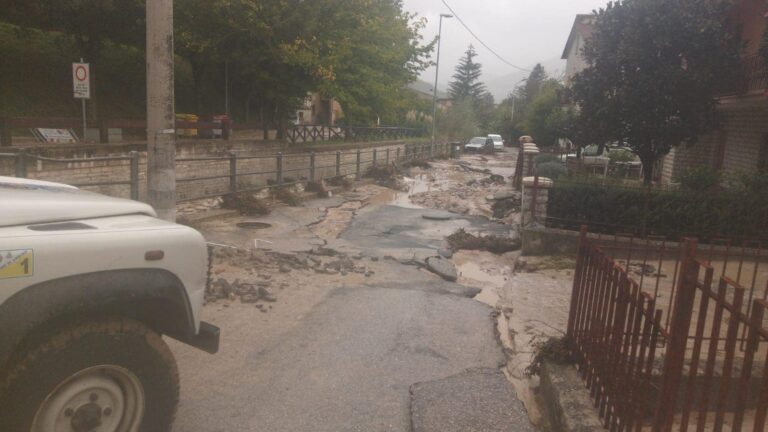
{"left": 539, "top": 360, "right": 604, "bottom": 432}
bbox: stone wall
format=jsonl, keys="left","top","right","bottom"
{"left": 0, "top": 139, "right": 430, "bottom": 201}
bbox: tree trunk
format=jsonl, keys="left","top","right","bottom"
{"left": 191, "top": 59, "right": 205, "bottom": 114}
{"left": 640, "top": 152, "right": 655, "bottom": 185}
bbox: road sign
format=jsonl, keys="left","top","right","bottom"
{"left": 72, "top": 62, "right": 90, "bottom": 99}
{"left": 33, "top": 128, "right": 78, "bottom": 144}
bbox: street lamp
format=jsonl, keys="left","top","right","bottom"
{"left": 431, "top": 13, "right": 452, "bottom": 147}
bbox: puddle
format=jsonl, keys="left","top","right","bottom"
{"left": 368, "top": 174, "right": 434, "bottom": 208}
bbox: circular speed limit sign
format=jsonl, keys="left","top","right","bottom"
{"left": 72, "top": 62, "right": 90, "bottom": 99}
{"left": 74, "top": 65, "right": 88, "bottom": 81}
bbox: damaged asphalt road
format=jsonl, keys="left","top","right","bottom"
{"left": 170, "top": 152, "right": 533, "bottom": 432}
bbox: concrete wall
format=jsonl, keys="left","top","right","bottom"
{"left": 0, "top": 139, "right": 429, "bottom": 201}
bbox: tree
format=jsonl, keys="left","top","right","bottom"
{"left": 571, "top": 0, "right": 742, "bottom": 184}
{"left": 448, "top": 45, "right": 487, "bottom": 101}
{"left": 519, "top": 63, "right": 547, "bottom": 106}
{"left": 436, "top": 98, "right": 479, "bottom": 141}
{"left": 523, "top": 81, "right": 575, "bottom": 147}
{"left": 1, "top": 0, "right": 145, "bottom": 120}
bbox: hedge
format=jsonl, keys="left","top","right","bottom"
{"left": 546, "top": 180, "right": 768, "bottom": 240}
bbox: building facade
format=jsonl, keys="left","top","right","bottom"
{"left": 660, "top": 0, "right": 768, "bottom": 183}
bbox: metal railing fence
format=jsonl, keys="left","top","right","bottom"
{"left": 568, "top": 227, "right": 768, "bottom": 431}
{"left": 1, "top": 141, "right": 453, "bottom": 203}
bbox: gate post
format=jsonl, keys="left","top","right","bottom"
{"left": 15, "top": 150, "right": 27, "bottom": 178}
{"left": 276, "top": 152, "right": 284, "bottom": 184}
{"left": 309, "top": 151, "right": 316, "bottom": 182}
{"left": 355, "top": 148, "right": 361, "bottom": 180}
{"left": 229, "top": 151, "right": 238, "bottom": 194}
{"left": 654, "top": 238, "right": 699, "bottom": 432}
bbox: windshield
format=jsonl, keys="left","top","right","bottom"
{"left": 469, "top": 137, "right": 486, "bottom": 144}
{"left": 488, "top": 135, "right": 502, "bottom": 142}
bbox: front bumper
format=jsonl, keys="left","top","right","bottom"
{"left": 185, "top": 321, "right": 221, "bottom": 354}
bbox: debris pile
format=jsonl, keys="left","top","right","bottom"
{"left": 305, "top": 180, "right": 330, "bottom": 197}
{"left": 446, "top": 228, "right": 521, "bottom": 254}
{"left": 326, "top": 176, "right": 354, "bottom": 189}
{"left": 208, "top": 278, "right": 277, "bottom": 305}
{"left": 488, "top": 191, "right": 522, "bottom": 219}
{"left": 364, "top": 164, "right": 408, "bottom": 191}
{"left": 221, "top": 193, "right": 270, "bottom": 216}
{"left": 273, "top": 187, "right": 302, "bottom": 206}
{"left": 206, "top": 245, "right": 378, "bottom": 309}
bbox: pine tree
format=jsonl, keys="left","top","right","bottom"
{"left": 448, "top": 45, "right": 487, "bottom": 101}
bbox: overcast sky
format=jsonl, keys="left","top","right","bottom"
{"left": 402, "top": 0, "right": 609, "bottom": 99}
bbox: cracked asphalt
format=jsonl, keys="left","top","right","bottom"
{"left": 169, "top": 152, "right": 533, "bottom": 431}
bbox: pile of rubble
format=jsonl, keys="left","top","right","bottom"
{"left": 206, "top": 245, "right": 377, "bottom": 309}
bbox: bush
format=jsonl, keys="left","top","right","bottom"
{"left": 607, "top": 148, "right": 636, "bottom": 163}
{"left": 676, "top": 166, "right": 721, "bottom": 192}
{"left": 536, "top": 162, "right": 567, "bottom": 179}
{"left": 547, "top": 180, "right": 768, "bottom": 240}
{"left": 534, "top": 153, "right": 561, "bottom": 165}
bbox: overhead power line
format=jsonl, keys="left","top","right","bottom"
{"left": 440, "top": 0, "right": 531, "bottom": 73}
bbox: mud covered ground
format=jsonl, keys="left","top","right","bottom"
{"left": 168, "top": 148, "right": 575, "bottom": 431}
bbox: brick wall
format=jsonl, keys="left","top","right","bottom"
{"left": 661, "top": 104, "right": 767, "bottom": 184}
{"left": 0, "top": 139, "right": 428, "bottom": 201}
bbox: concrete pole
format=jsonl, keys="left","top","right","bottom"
{"left": 146, "top": 0, "right": 177, "bottom": 221}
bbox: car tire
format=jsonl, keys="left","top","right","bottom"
{"left": 0, "top": 317, "right": 179, "bottom": 432}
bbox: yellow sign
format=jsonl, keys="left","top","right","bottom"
{"left": 0, "top": 249, "right": 34, "bottom": 279}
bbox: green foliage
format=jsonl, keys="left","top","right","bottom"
{"left": 547, "top": 180, "right": 768, "bottom": 239}
{"left": 724, "top": 170, "right": 768, "bottom": 195}
{"left": 436, "top": 98, "right": 479, "bottom": 142}
{"left": 534, "top": 154, "right": 561, "bottom": 165}
{"left": 448, "top": 45, "right": 486, "bottom": 101}
{"left": 536, "top": 162, "right": 567, "bottom": 180}
{"left": 607, "top": 148, "right": 636, "bottom": 163}
{"left": 446, "top": 45, "right": 495, "bottom": 131}
{"left": 523, "top": 82, "right": 574, "bottom": 146}
{"left": 571, "top": 0, "right": 743, "bottom": 183}
{"left": 675, "top": 166, "right": 721, "bottom": 192}
{"left": 0, "top": 0, "right": 434, "bottom": 126}
{"left": 0, "top": 22, "right": 180, "bottom": 118}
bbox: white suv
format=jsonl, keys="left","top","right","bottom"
{"left": 488, "top": 134, "right": 504, "bottom": 151}
{"left": 0, "top": 176, "right": 219, "bottom": 431}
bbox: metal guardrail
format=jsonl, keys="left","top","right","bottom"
{"left": 1, "top": 142, "right": 457, "bottom": 203}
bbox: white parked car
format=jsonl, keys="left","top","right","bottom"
{"left": 0, "top": 176, "right": 219, "bottom": 431}
{"left": 487, "top": 134, "right": 504, "bottom": 151}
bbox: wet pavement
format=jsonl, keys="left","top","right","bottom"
{"left": 169, "top": 149, "right": 541, "bottom": 431}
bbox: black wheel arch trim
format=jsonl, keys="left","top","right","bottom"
{"left": 0, "top": 269, "right": 203, "bottom": 371}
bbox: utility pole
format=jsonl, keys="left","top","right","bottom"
{"left": 146, "top": 0, "right": 176, "bottom": 221}
{"left": 431, "top": 13, "right": 452, "bottom": 147}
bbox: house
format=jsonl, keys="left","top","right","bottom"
{"left": 561, "top": 14, "right": 595, "bottom": 86}
{"left": 408, "top": 80, "right": 453, "bottom": 110}
{"left": 660, "top": 0, "right": 768, "bottom": 183}
{"left": 294, "top": 93, "right": 343, "bottom": 125}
